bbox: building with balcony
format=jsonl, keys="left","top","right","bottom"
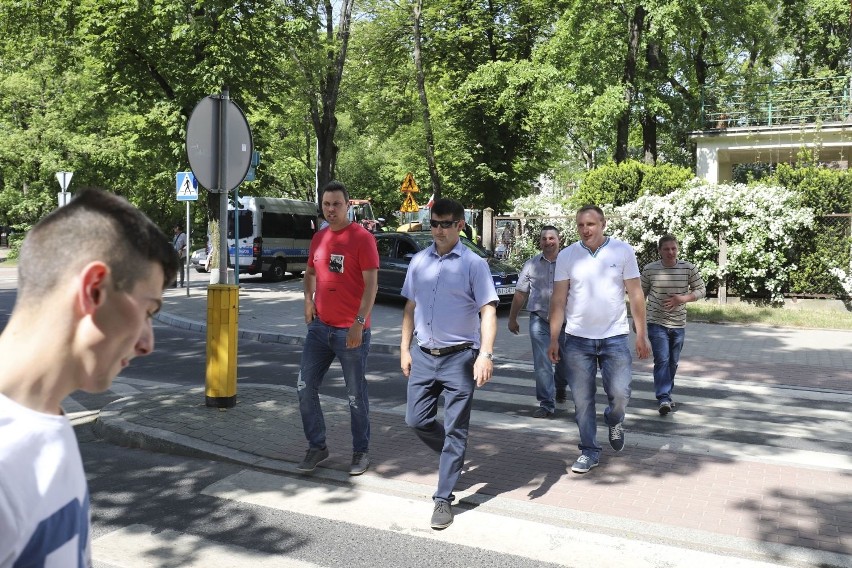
{"left": 691, "top": 76, "right": 852, "bottom": 182}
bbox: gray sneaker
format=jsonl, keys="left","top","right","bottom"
{"left": 296, "top": 447, "right": 329, "bottom": 472}
{"left": 349, "top": 452, "right": 370, "bottom": 476}
{"left": 570, "top": 454, "right": 599, "bottom": 474}
{"left": 659, "top": 401, "right": 672, "bottom": 416}
{"left": 431, "top": 500, "right": 454, "bottom": 529}
{"left": 608, "top": 422, "right": 625, "bottom": 452}
{"left": 532, "top": 407, "right": 554, "bottom": 419}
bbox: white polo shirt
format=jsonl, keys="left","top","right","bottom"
{"left": 554, "top": 237, "right": 640, "bottom": 339}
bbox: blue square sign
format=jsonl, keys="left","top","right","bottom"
{"left": 176, "top": 172, "right": 199, "bottom": 201}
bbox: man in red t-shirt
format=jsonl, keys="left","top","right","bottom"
{"left": 296, "top": 180, "right": 379, "bottom": 476}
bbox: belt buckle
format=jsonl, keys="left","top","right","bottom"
{"left": 429, "top": 348, "right": 442, "bottom": 356}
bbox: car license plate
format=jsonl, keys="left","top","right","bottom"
{"left": 496, "top": 286, "right": 515, "bottom": 295}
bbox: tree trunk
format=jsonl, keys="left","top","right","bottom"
{"left": 641, "top": 112, "right": 657, "bottom": 164}
{"left": 310, "top": 0, "right": 355, "bottom": 192}
{"left": 615, "top": 5, "right": 645, "bottom": 164}
{"left": 413, "top": 0, "right": 442, "bottom": 198}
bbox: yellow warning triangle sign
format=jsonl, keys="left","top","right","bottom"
{"left": 400, "top": 193, "right": 419, "bottom": 213}
{"left": 400, "top": 172, "right": 419, "bottom": 194}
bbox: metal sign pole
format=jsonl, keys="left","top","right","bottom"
{"left": 234, "top": 184, "right": 240, "bottom": 284}
{"left": 185, "top": 200, "right": 191, "bottom": 297}
{"left": 218, "top": 88, "right": 230, "bottom": 285}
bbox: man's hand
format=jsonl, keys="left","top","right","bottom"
{"left": 635, "top": 334, "right": 651, "bottom": 359}
{"left": 507, "top": 318, "right": 520, "bottom": 335}
{"left": 662, "top": 294, "right": 687, "bottom": 311}
{"left": 547, "top": 338, "right": 561, "bottom": 364}
{"left": 474, "top": 356, "right": 493, "bottom": 387}
{"left": 304, "top": 299, "right": 316, "bottom": 323}
{"left": 346, "top": 325, "right": 363, "bottom": 348}
{"left": 401, "top": 350, "right": 412, "bottom": 378}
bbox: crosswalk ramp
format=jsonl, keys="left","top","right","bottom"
{"left": 92, "top": 469, "right": 798, "bottom": 568}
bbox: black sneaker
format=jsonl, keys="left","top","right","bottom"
{"left": 658, "top": 401, "right": 672, "bottom": 416}
{"left": 296, "top": 447, "right": 329, "bottom": 472}
{"left": 532, "top": 407, "right": 554, "bottom": 418}
{"left": 349, "top": 452, "right": 370, "bottom": 476}
{"left": 608, "top": 423, "right": 625, "bottom": 452}
{"left": 431, "top": 500, "right": 454, "bottom": 529}
{"left": 555, "top": 388, "right": 567, "bottom": 403}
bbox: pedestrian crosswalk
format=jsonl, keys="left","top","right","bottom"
{"left": 77, "top": 361, "right": 851, "bottom": 568}
{"left": 387, "top": 362, "right": 852, "bottom": 473}
{"left": 68, "top": 363, "right": 852, "bottom": 473}
{"left": 90, "top": 470, "right": 794, "bottom": 568}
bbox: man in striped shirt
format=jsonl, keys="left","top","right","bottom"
{"left": 640, "top": 235, "right": 706, "bottom": 416}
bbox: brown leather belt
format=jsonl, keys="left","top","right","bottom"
{"left": 419, "top": 342, "right": 474, "bottom": 357}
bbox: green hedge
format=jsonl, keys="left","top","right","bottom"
{"left": 572, "top": 160, "right": 692, "bottom": 207}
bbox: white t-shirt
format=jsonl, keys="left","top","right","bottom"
{"left": 0, "top": 394, "right": 92, "bottom": 568}
{"left": 554, "top": 237, "right": 640, "bottom": 339}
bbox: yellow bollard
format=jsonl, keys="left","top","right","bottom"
{"left": 206, "top": 284, "right": 238, "bottom": 407}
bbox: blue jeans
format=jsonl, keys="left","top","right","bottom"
{"left": 529, "top": 313, "right": 568, "bottom": 413}
{"left": 562, "top": 333, "right": 633, "bottom": 460}
{"left": 297, "top": 318, "right": 371, "bottom": 453}
{"left": 405, "top": 346, "right": 476, "bottom": 503}
{"left": 648, "top": 323, "right": 685, "bottom": 403}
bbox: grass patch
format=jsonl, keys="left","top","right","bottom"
{"left": 686, "top": 301, "right": 852, "bottom": 329}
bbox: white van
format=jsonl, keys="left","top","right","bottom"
{"left": 227, "top": 196, "right": 318, "bottom": 281}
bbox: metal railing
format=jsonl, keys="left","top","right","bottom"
{"left": 700, "top": 76, "right": 852, "bottom": 130}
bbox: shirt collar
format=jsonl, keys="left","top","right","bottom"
{"left": 429, "top": 239, "right": 465, "bottom": 259}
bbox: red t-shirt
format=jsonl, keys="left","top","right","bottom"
{"left": 308, "top": 222, "right": 380, "bottom": 328}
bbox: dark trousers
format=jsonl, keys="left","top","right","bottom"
{"left": 405, "top": 346, "right": 476, "bottom": 503}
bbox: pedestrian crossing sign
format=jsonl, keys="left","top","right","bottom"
{"left": 176, "top": 172, "right": 199, "bottom": 201}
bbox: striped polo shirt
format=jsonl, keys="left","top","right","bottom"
{"left": 640, "top": 259, "right": 706, "bottom": 328}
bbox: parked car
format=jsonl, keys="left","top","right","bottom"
{"left": 190, "top": 248, "right": 208, "bottom": 273}
{"left": 374, "top": 232, "right": 519, "bottom": 304}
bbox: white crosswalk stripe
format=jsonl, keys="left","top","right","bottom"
{"left": 389, "top": 368, "right": 852, "bottom": 472}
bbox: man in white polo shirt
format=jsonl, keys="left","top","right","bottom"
{"left": 548, "top": 205, "right": 650, "bottom": 474}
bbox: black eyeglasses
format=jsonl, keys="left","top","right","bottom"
{"left": 430, "top": 219, "right": 459, "bottom": 229}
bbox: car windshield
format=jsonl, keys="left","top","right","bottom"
{"left": 407, "top": 233, "right": 487, "bottom": 259}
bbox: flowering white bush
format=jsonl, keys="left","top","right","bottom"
{"left": 512, "top": 180, "right": 816, "bottom": 302}
{"left": 830, "top": 267, "right": 852, "bottom": 297}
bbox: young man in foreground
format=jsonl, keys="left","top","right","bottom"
{"left": 0, "top": 189, "right": 177, "bottom": 567}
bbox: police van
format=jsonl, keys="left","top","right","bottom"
{"left": 228, "top": 196, "right": 318, "bottom": 281}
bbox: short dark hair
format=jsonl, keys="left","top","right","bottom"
{"left": 658, "top": 234, "right": 678, "bottom": 249}
{"left": 17, "top": 189, "right": 178, "bottom": 306}
{"left": 320, "top": 180, "right": 349, "bottom": 203}
{"left": 540, "top": 225, "right": 559, "bottom": 236}
{"left": 431, "top": 198, "right": 464, "bottom": 221}
{"left": 576, "top": 204, "right": 605, "bottom": 221}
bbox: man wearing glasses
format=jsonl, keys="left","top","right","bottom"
{"left": 400, "top": 198, "right": 498, "bottom": 530}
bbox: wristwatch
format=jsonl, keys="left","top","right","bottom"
{"left": 355, "top": 315, "right": 366, "bottom": 325}
{"left": 479, "top": 351, "right": 493, "bottom": 360}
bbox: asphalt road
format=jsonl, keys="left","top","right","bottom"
{"left": 77, "top": 420, "right": 560, "bottom": 568}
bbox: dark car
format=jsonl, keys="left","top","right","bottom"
{"left": 374, "top": 232, "right": 519, "bottom": 304}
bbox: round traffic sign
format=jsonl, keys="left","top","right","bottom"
{"left": 185, "top": 96, "right": 253, "bottom": 192}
